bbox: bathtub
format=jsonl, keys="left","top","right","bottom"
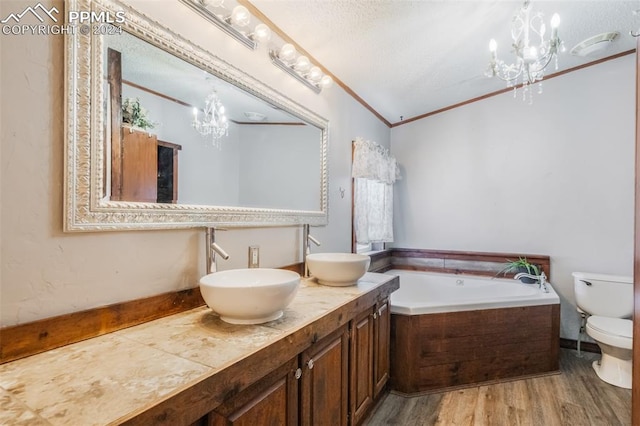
{"left": 386, "top": 269, "right": 561, "bottom": 393}
{"left": 387, "top": 269, "right": 560, "bottom": 315}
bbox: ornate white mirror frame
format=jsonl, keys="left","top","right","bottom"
{"left": 64, "top": 0, "right": 328, "bottom": 232}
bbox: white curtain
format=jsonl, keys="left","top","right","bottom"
{"left": 352, "top": 137, "right": 400, "bottom": 244}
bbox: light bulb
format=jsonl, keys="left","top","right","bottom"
{"left": 489, "top": 39, "right": 497, "bottom": 61}
{"left": 279, "top": 43, "right": 297, "bottom": 62}
{"left": 230, "top": 5, "right": 250, "bottom": 27}
{"left": 219, "top": 105, "right": 225, "bottom": 114}
{"left": 308, "top": 66, "right": 322, "bottom": 82}
{"left": 253, "top": 23, "right": 271, "bottom": 42}
{"left": 320, "top": 75, "right": 333, "bottom": 89}
{"left": 550, "top": 13, "right": 560, "bottom": 39}
{"left": 192, "top": 107, "right": 198, "bottom": 117}
{"left": 294, "top": 55, "right": 311, "bottom": 72}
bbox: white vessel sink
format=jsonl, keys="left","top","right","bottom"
{"left": 199, "top": 268, "right": 301, "bottom": 324}
{"left": 306, "top": 253, "right": 371, "bottom": 287}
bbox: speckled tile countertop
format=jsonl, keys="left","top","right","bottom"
{"left": 0, "top": 273, "right": 398, "bottom": 426}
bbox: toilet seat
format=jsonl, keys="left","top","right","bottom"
{"left": 586, "top": 316, "right": 633, "bottom": 350}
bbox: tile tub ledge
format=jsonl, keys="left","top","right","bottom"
{"left": 0, "top": 272, "right": 399, "bottom": 426}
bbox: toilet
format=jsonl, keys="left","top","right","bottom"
{"left": 573, "top": 271, "right": 633, "bottom": 389}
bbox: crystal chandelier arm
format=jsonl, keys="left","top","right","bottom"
{"left": 489, "top": 60, "right": 525, "bottom": 83}
{"left": 533, "top": 51, "right": 555, "bottom": 72}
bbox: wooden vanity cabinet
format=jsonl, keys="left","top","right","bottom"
{"left": 200, "top": 298, "right": 391, "bottom": 426}
{"left": 349, "top": 298, "right": 391, "bottom": 425}
{"left": 350, "top": 308, "right": 374, "bottom": 425}
{"left": 373, "top": 298, "right": 391, "bottom": 398}
{"left": 208, "top": 357, "right": 299, "bottom": 426}
{"left": 206, "top": 326, "right": 349, "bottom": 426}
{"left": 300, "top": 325, "right": 350, "bottom": 426}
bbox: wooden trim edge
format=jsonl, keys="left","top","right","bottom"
{"left": 240, "top": 0, "right": 392, "bottom": 128}
{"left": 0, "top": 288, "right": 205, "bottom": 364}
{"left": 392, "top": 49, "right": 636, "bottom": 127}
{"left": 633, "top": 35, "right": 640, "bottom": 426}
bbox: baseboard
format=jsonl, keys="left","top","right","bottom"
{"left": 559, "top": 337, "right": 601, "bottom": 354}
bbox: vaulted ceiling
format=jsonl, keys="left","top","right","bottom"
{"left": 249, "top": 1, "right": 639, "bottom": 126}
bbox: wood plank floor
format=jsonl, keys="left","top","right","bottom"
{"left": 365, "top": 349, "right": 631, "bottom": 426}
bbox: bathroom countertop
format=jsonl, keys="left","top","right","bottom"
{"left": 0, "top": 272, "right": 399, "bottom": 426}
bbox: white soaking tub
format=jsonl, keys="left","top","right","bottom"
{"left": 387, "top": 269, "right": 559, "bottom": 315}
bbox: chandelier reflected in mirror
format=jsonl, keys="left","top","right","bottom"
{"left": 192, "top": 91, "right": 229, "bottom": 148}
{"left": 487, "top": 0, "right": 563, "bottom": 102}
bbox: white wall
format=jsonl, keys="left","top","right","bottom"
{"left": 238, "top": 124, "right": 321, "bottom": 210}
{"left": 0, "top": 0, "right": 390, "bottom": 326}
{"left": 390, "top": 55, "right": 635, "bottom": 340}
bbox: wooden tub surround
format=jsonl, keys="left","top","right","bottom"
{"left": 390, "top": 304, "right": 561, "bottom": 394}
{"left": 375, "top": 248, "right": 551, "bottom": 279}
{"left": 0, "top": 273, "right": 399, "bottom": 426}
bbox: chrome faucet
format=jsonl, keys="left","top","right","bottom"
{"left": 514, "top": 271, "right": 549, "bottom": 293}
{"left": 303, "top": 224, "right": 321, "bottom": 278}
{"left": 206, "top": 227, "right": 230, "bottom": 274}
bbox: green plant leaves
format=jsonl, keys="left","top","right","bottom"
{"left": 122, "top": 97, "right": 156, "bottom": 130}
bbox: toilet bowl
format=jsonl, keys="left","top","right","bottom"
{"left": 573, "top": 272, "right": 633, "bottom": 389}
{"left": 585, "top": 316, "right": 632, "bottom": 388}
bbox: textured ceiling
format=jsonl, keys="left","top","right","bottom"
{"left": 250, "top": 0, "right": 639, "bottom": 125}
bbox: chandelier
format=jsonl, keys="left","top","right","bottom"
{"left": 487, "top": 1, "right": 562, "bottom": 102}
{"left": 192, "top": 91, "right": 229, "bottom": 148}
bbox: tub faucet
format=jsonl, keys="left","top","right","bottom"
{"left": 303, "top": 224, "right": 321, "bottom": 278}
{"left": 206, "top": 227, "right": 230, "bottom": 274}
{"left": 514, "top": 271, "right": 549, "bottom": 293}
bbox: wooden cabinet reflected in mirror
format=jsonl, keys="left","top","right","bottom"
{"left": 108, "top": 47, "right": 181, "bottom": 204}
{"left": 111, "top": 127, "right": 181, "bottom": 203}
{"left": 157, "top": 140, "right": 181, "bottom": 204}
{"left": 117, "top": 127, "right": 157, "bottom": 203}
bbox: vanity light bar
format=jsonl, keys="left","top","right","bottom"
{"left": 269, "top": 50, "right": 322, "bottom": 94}
{"left": 181, "top": 0, "right": 332, "bottom": 94}
{"left": 180, "top": 0, "right": 257, "bottom": 50}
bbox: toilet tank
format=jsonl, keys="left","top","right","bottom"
{"left": 573, "top": 272, "right": 633, "bottom": 318}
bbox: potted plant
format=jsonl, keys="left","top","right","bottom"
{"left": 497, "top": 257, "right": 541, "bottom": 284}
{"left": 121, "top": 97, "right": 157, "bottom": 131}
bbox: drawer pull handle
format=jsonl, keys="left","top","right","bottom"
{"left": 307, "top": 359, "right": 314, "bottom": 370}
{"left": 295, "top": 368, "right": 302, "bottom": 379}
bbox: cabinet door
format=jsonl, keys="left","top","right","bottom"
{"left": 350, "top": 309, "right": 374, "bottom": 425}
{"left": 373, "top": 299, "right": 391, "bottom": 398}
{"left": 300, "top": 325, "right": 349, "bottom": 426}
{"left": 120, "top": 128, "right": 157, "bottom": 202}
{"left": 209, "top": 357, "right": 299, "bottom": 426}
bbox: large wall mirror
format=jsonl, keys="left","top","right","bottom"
{"left": 64, "top": 0, "right": 328, "bottom": 231}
